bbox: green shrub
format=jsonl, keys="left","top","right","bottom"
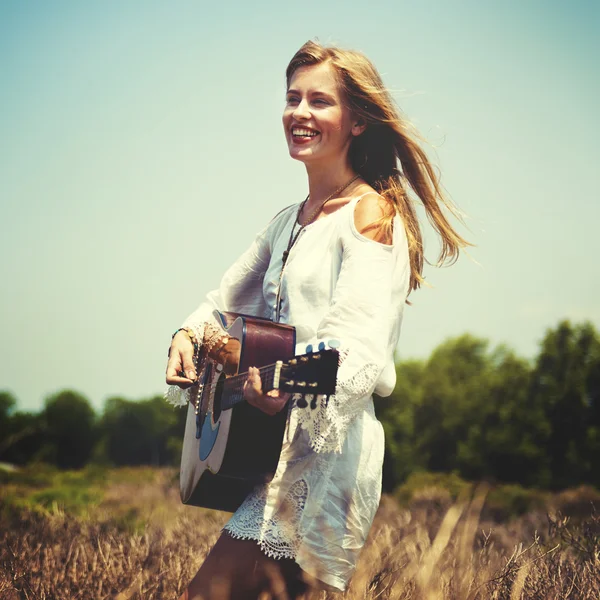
{"left": 395, "top": 471, "right": 472, "bottom": 506}
{"left": 394, "top": 472, "right": 554, "bottom": 521}
{"left": 484, "top": 484, "right": 548, "bottom": 520}
{"left": 0, "top": 463, "right": 59, "bottom": 488}
{"left": 29, "top": 486, "right": 103, "bottom": 515}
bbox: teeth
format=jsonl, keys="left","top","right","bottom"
{"left": 292, "top": 128, "right": 318, "bottom": 137}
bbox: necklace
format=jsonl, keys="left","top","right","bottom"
{"left": 281, "top": 173, "right": 361, "bottom": 268}
{"left": 275, "top": 173, "right": 360, "bottom": 322}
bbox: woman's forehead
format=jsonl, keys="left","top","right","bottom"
{"left": 288, "top": 62, "right": 340, "bottom": 93}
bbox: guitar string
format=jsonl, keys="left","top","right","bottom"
{"left": 198, "top": 354, "right": 329, "bottom": 394}
{"left": 200, "top": 369, "right": 296, "bottom": 396}
{"left": 197, "top": 365, "right": 324, "bottom": 400}
{"left": 192, "top": 352, "right": 335, "bottom": 412}
{"left": 200, "top": 363, "right": 277, "bottom": 389}
{"left": 199, "top": 374, "right": 328, "bottom": 412}
{"left": 216, "top": 375, "right": 321, "bottom": 411}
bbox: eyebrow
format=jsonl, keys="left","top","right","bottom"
{"left": 286, "top": 88, "right": 336, "bottom": 101}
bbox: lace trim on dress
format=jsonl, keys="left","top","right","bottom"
{"left": 294, "top": 361, "right": 380, "bottom": 454}
{"left": 224, "top": 478, "right": 309, "bottom": 560}
{"left": 164, "top": 385, "right": 189, "bottom": 407}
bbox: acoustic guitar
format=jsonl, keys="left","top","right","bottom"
{"left": 180, "top": 310, "right": 339, "bottom": 513}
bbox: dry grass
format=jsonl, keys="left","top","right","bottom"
{"left": 1, "top": 469, "right": 599, "bottom": 599}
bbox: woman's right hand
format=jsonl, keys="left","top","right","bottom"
{"left": 165, "top": 331, "right": 197, "bottom": 389}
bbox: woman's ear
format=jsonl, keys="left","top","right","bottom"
{"left": 351, "top": 117, "right": 367, "bottom": 137}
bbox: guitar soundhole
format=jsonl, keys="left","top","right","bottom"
{"left": 213, "top": 372, "right": 225, "bottom": 422}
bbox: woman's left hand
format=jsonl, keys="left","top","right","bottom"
{"left": 243, "top": 366, "right": 291, "bottom": 415}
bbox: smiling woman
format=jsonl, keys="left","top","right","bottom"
{"left": 283, "top": 62, "right": 364, "bottom": 166}
{"left": 165, "top": 40, "right": 470, "bottom": 599}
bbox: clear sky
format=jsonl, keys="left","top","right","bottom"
{"left": 1, "top": 0, "right": 598, "bottom": 412}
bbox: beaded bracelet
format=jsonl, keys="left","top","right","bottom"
{"left": 170, "top": 327, "right": 200, "bottom": 358}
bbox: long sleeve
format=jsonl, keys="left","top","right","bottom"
{"left": 181, "top": 224, "right": 273, "bottom": 333}
{"left": 165, "top": 207, "right": 295, "bottom": 407}
{"left": 292, "top": 209, "right": 410, "bottom": 453}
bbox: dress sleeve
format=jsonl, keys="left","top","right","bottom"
{"left": 293, "top": 205, "right": 410, "bottom": 453}
{"left": 181, "top": 222, "right": 273, "bottom": 336}
{"left": 164, "top": 213, "right": 282, "bottom": 407}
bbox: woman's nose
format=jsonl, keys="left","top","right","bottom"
{"left": 292, "top": 99, "right": 310, "bottom": 120}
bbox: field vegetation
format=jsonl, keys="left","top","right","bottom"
{"left": 1, "top": 466, "right": 599, "bottom": 599}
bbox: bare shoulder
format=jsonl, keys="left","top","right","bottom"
{"left": 353, "top": 191, "right": 394, "bottom": 245}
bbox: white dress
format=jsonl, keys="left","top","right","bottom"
{"left": 166, "top": 193, "right": 410, "bottom": 591}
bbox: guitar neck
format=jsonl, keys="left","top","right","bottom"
{"left": 221, "top": 363, "right": 279, "bottom": 411}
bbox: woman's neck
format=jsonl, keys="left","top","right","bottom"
{"left": 304, "top": 159, "right": 357, "bottom": 211}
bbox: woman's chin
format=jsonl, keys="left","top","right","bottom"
{"left": 288, "top": 146, "right": 318, "bottom": 163}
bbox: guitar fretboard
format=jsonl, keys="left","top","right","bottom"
{"left": 220, "top": 364, "right": 278, "bottom": 411}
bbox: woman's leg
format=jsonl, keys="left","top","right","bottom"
{"left": 179, "top": 532, "right": 314, "bottom": 600}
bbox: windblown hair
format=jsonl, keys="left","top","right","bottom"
{"left": 286, "top": 41, "right": 471, "bottom": 295}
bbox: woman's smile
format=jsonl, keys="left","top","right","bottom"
{"left": 291, "top": 126, "right": 321, "bottom": 143}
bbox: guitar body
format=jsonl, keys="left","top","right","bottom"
{"left": 180, "top": 311, "right": 296, "bottom": 512}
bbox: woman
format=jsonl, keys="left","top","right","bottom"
{"left": 165, "top": 40, "right": 469, "bottom": 599}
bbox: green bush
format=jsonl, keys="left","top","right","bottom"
{"left": 395, "top": 471, "right": 554, "bottom": 521}
{"left": 484, "top": 484, "right": 548, "bottom": 520}
{"left": 0, "top": 463, "right": 59, "bottom": 488}
{"left": 0, "top": 465, "right": 106, "bottom": 517}
{"left": 395, "top": 471, "right": 472, "bottom": 506}
{"left": 29, "top": 486, "right": 103, "bottom": 515}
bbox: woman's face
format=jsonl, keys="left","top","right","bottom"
{"left": 283, "top": 62, "right": 360, "bottom": 166}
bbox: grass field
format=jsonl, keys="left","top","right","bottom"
{"left": 1, "top": 466, "right": 599, "bottom": 599}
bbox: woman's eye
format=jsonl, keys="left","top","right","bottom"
{"left": 313, "top": 99, "right": 329, "bottom": 105}
{"left": 286, "top": 96, "right": 300, "bottom": 104}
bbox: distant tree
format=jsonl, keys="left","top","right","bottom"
{"left": 585, "top": 326, "right": 600, "bottom": 487}
{"left": 99, "top": 396, "right": 184, "bottom": 466}
{"left": 466, "top": 346, "right": 550, "bottom": 487}
{"left": 42, "top": 390, "right": 97, "bottom": 469}
{"left": 378, "top": 359, "right": 424, "bottom": 492}
{"left": 0, "top": 391, "right": 18, "bottom": 457}
{"left": 2, "top": 411, "right": 43, "bottom": 464}
{"left": 382, "top": 335, "right": 552, "bottom": 489}
{"left": 413, "top": 334, "right": 491, "bottom": 475}
{"left": 530, "top": 320, "right": 600, "bottom": 488}
{"left": 0, "top": 391, "right": 44, "bottom": 465}
{"left": 0, "top": 390, "right": 17, "bottom": 439}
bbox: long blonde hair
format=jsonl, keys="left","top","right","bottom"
{"left": 286, "top": 41, "right": 471, "bottom": 295}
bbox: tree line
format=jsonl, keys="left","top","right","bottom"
{"left": 1, "top": 319, "right": 599, "bottom": 491}
{"left": 380, "top": 320, "right": 600, "bottom": 491}
{"left": 0, "top": 392, "right": 185, "bottom": 470}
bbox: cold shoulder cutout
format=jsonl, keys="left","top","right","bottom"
{"left": 352, "top": 191, "right": 394, "bottom": 246}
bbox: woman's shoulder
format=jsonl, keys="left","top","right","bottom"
{"left": 269, "top": 202, "right": 299, "bottom": 224}
{"left": 345, "top": 189, "right": 394, "bottom": 246}
{"left": 257, "top": 203, "right": 298, "bottom": 240}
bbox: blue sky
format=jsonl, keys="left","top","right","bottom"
{"left": 1, "top": 0, "right": 598, "bottom": 411}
